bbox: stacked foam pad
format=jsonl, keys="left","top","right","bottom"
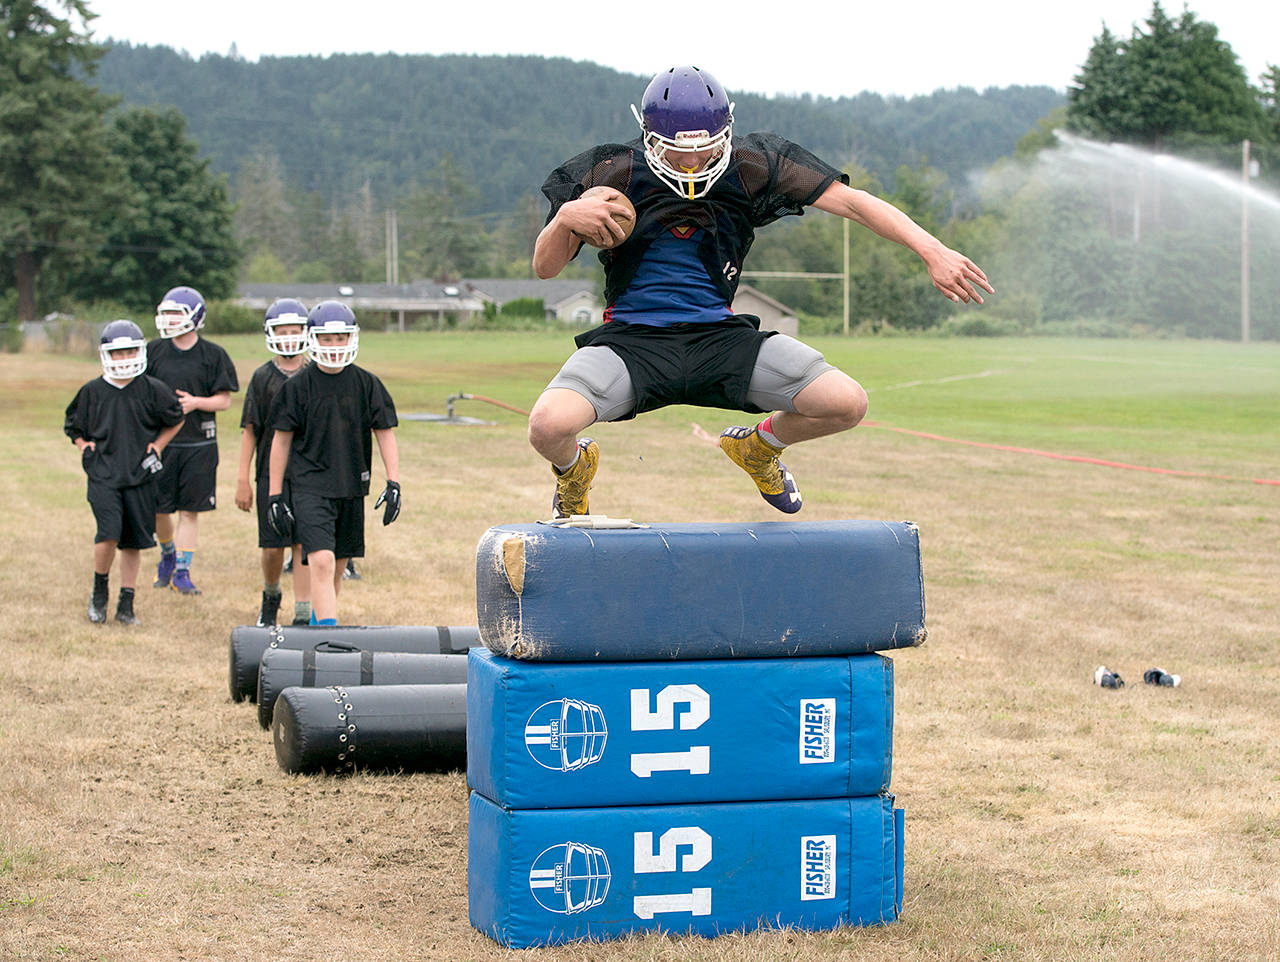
{"left": 467, "top": 520, "right": 923, "bottom": 948}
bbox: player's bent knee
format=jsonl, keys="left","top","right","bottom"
{"left": 795, "top": 371, "right": 867, "bottom": 428}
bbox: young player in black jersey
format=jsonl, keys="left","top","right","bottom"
{"left": 146, "top": 285, "right": 240, "bottom": 595}
{"left": 530, "top": 66, "right": 994, "bottom": 517}
{"left": 234, "top": 299, "right": 312, "bottom": 627}
{"left": 266, "top": 301, "right": 401, "bottom": 627}
{"left": 65, "top": 321, "right": 185, "bottom": 625}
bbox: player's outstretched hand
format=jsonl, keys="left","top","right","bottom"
{"left": 374, "top": 480, "right": 401, "bottom": 526}
{"left": 927, "top": 246, "right": 995, "bottom": 304}
{"left": 267, "top": 495, "right": 294, "bottom": 539}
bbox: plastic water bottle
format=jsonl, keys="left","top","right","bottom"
{"left": 1093, "top": 665, "right": 1125, "bottom": 689}
{"left": 1143, "top": 667, "right": 1181, "bottom": 687}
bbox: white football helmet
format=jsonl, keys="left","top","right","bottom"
{"left": 529, "top": 841, "right": 611, "bottom": 915}
{"left": 524, "top": 698, "right": 609, "bottom": 772}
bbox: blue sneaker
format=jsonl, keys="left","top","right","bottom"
{"left": 170, "top": 569, "right": 202, "bottom": 596}
{"left": 154, "top": 551, "right": 176, "bottom": 588}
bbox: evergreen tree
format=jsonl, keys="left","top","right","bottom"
{"left": 0, "top": 0, "right": 120, "bottom": 320}
{"left": 234, "top": 148, "right": 298, "bottom": 272}
{"left": 1068, "top": 2, "right": 1264, "bottom": 147}
{"left": 1260, "top": 65, "right": 1280, "bottom": 144}
{"left": 70, "top": 107, "right": 240, "bottom": 312}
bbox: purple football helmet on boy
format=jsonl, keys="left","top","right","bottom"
{"left": 99, "top": 319, "right": 147, "bottom": 379}
{"left": 263, "top": 298, "right": 309, "bottom": 356}
{"left": 306, "top": 300, "right": 359, "bottom": 368}
{"left": 155, "top": 285, "right": 207, "bottom": 338}
{"left": 631, "top": 66, "right": 735, "bottom": 199}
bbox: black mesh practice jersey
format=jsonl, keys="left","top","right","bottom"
{"left": 144, "top": 336, "right": 240, "bottom": 446}
{"left": 541, "top": 133, "right": 848, "bottom": 307}
{"left": 272, "top": 364, "right": 398, "bottom": 498}
{"left": 240, "top": 360, "right": 309, "bottom": 483}
{"left": 64, "top": 375, "right": 184, "bottom": 488}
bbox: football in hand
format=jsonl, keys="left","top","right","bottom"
{"left": 578, "top": 186, "right": 636, "bottom": 249}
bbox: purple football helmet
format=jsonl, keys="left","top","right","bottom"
{"left": 263, "top": 298, "right": 309, "bottom": 356}
{"left": 155, "top": 285, "right": 206, "bottom": 338}
{"left": 306, "top": 300, "right": 359, "bottom": 368}
{"left": 631, "top": 66, "right": 735, "bottom": 199}
{"left": 99, "top": 319, "right": 147, "bottom": 379}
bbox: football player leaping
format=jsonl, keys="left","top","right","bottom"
{"left": 530, "top": 65, "right": 993, "bottom": 518}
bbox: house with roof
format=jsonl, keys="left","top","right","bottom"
{"left": 236, "top": 279, "right": 798, "bottom": 335}
{"left": 236, "top": 281, "right": 484, "bottom": 330}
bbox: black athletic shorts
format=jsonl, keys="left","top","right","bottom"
{"left": 155, "top": 443, "right": 218, "bottom": 513}
{"left": 88, "top": 480, "right": 157, "bottom": 550}
{"left": 255, "top": 476, "right": 297, "bottom": 549}
{"left": 292, "top": 489, "right": 364, "bottom": 561}
{"left": 572, "top": 316, "right": 775, "bottom": 419}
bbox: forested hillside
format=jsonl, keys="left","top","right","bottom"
{"left": 95, "top": 45, "right": 1063, "bottom": 210}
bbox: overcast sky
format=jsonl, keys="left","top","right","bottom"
{"left": 87, "top": 1, "right": 1277, "bottom": 100}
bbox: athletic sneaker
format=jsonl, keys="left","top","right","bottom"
{"left": 154, "top": 551, "right": 176, "bottom": 588}
{"left": 551, "top": 438, "right": 599, "bottom": 518}
{"left": 343, "top": 559, "right": 361, "bottom": 580}
{"left": 88, "top": 596, "right": 108, "bottom": 624}
{"left": 257, "top": 591, "right": 282, "bottom": 628}
{"left": 114, "top": 597, "right": 140, "bottom": 626}
{"left": 719, "top": 425, "right": 803, "bottom": 514}
{"left": 170, "top": 569, "right": 202, "bottom": 596}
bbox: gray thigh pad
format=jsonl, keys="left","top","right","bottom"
{"left": 545, "top": 345, "right": 636, "bottom": 423}
{"left": 745, "top": 335, "right": 836, "bottom": 413}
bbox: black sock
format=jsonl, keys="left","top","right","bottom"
{"left": 93, "top": 572, "right": 109, "bottom": 606}
{"left": 117, "top": 587, "right": 135, "bottom": 613}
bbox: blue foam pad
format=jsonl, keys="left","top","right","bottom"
{"left": 475, "top": 520, "right": 925, "bottom": 661}
{"left": 468, "top": 647, "right": 893, "bottom": 808}
{"left": 469, "top": 792, "right": 904, "bottom": 948}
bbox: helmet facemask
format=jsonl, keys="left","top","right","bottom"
{"left": 100, "top": 321, "right": 147, "bottom": 379}
{"left": 633, "top": 104, "right": 734, "bottom": 199}
{"left": 265, "top": 314, "right": 309, "bottom": 356}
{"left": 308, "top": 325, "right": 359, "bottom": 368}
{"left": 154, "top": 287, "right": 206, "bottom": 339}
{"left": 632, "top": 66, "right": 735, "bottom": 199}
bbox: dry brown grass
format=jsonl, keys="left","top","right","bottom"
{"left": 2, "top": 342, "right": 1279, "bottom": 961}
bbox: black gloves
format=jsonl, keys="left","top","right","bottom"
{"left": 140, "top": 449, "right": 163, "bottom": 475}
{"left": 267, "top": 495, "right": 294, "bottom": 539}
{"left": 374, "top": 480, "right": 401, "bottom": 526}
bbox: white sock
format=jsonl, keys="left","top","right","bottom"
{"left": 554, "top": 448, "right": 581, "bottom": 473}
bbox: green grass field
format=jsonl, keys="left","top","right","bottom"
{"left": 2, "top": 332, "right": 1278, "bottom": 961}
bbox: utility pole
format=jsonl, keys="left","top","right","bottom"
{"left": 1241, "top": 140, "right": 1251, "bottom": 344}
{"left": 385, "top": 209, "right": 399, "bottom": 286}
{"left": 843, "top": 219, "right": 850, "bottom": 336}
